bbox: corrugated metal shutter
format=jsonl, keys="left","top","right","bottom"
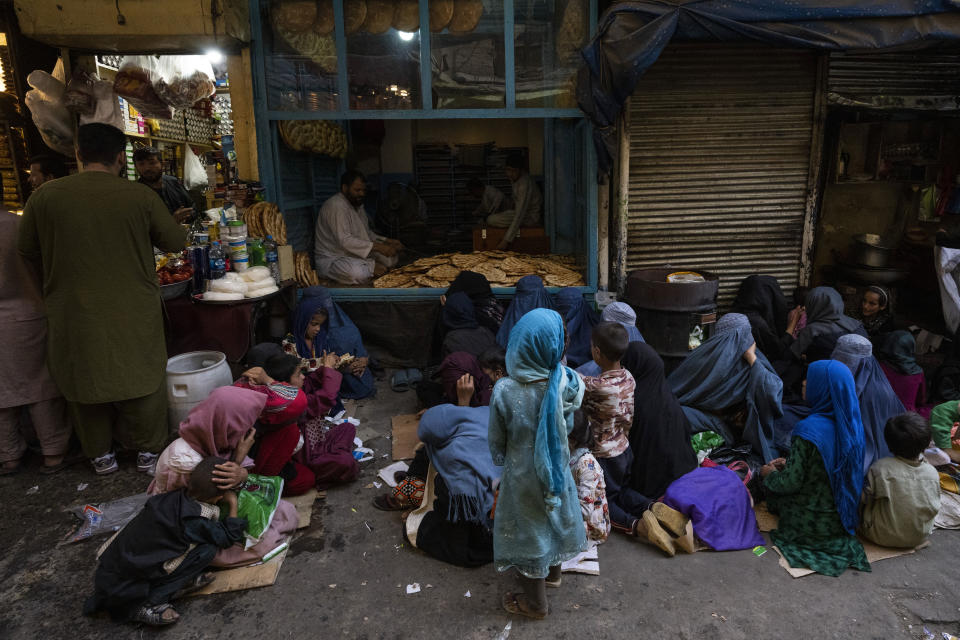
{"left": 828, "top": 51, "right": 960, "bottom": 111}
{"left": 276, "top": 140, "right": 340, "bottom": 252}
{"left": 627, "top": 44, "right": 818, "bottom": 305}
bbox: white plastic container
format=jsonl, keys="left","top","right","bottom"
{"left": 165, "top": 351, "right": 233, "bottom": 434}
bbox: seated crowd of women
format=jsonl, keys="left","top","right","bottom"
{"left": 93, "top": 270, "right": 947, "bottom": 626}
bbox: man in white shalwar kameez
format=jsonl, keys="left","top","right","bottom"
{"left": 314, "top": 170, "right": 402, "bottom": 285}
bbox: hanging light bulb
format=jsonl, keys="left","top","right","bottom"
{"left": 397, "top": 31, "right": 415, "bottom": 42}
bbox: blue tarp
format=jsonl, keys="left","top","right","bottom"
{"left": 578, "top": 0, "right": 960, "bottom": 171}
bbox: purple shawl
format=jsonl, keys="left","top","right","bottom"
{"left": 662, "top": 466, "right": 764, "bottom": 551}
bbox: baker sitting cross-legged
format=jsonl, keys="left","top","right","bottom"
{"left": 314, "top": 170, "right": 404, "bottom": 285}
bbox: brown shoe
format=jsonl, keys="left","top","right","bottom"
{"left": 636, "top": 511, "right": 676, "bottom": 557}
{"left": 651, "top": 502, "right": 689, "bottom": 538}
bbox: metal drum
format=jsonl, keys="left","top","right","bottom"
{"left": 624, "top": 268, "right": 719, "bottom": 374}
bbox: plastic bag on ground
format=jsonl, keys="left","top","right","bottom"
{"left": 183, "top": 144, "right": 208, "bottom": 190}
{"left": 113, "top": 55, "right": 174, "bottom": 119}
{"left": 154, "top": 55, "right": 216, "bottom": 110}
{"left": 65, "top": 493, "right": 150, "bottom": 543}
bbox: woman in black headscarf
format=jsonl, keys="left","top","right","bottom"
{"left": 445, "top": 271, "right": 504, "bottom": 334}
{"left": 441, "top": 292, "right": 497, "bottom": 358}
{"left": 790, "top": 286, "right": 867, "bottom": 363}
{"left": 622, "top": 342, "right": 698, "bottom": 499}
{"left": 730, "top": 275, "right": 792, "bottom": 362}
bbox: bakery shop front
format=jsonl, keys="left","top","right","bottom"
{"left": 250, "top": 0, "right": 601, "bottom": 312}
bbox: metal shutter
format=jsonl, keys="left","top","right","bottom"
{"left": 828, "top": 51, "right": 960, "bottom": 111}
{"left": 626, "top": 44, "right": 819, "bottom": 305}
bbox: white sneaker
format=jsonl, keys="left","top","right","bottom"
{"left": 137, "top": 452, "right": 159, "bottom": 475}
{"left": 92, "top": 452, "right": 119, "bottom": 475}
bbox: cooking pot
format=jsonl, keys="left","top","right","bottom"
{"left": 852, "top": 233, "right": 892, "bottom": 268}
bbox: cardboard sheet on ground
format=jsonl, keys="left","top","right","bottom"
{"left": 756, "top": 502, "right": 930, "bottom": 577}
{"left": 391, "top": 414, "right": 421, "bottom": 460}
{"left": 561, "top": 543, "right": 599, "bottom": 575}
{"left": 284, "top": 489, "right": 320, "bottom": 529}
{"left": 189, "top": 549, "right": 288, "bottom": 596}
{"left": 772, "top": 541, "right": 929, "bottom": 578}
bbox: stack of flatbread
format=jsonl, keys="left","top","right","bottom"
{"left": 294, "top": 251, "right": 321, "bottom": 287}
{"left": 372, "top": 251, "right": 583, "bottom": 289}
{"left": 244, "top": 202, "right": 287, "bottom": 244}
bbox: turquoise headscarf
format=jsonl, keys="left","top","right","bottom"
{"left": 505, "top": 308, "right": 584, "bottom": 510}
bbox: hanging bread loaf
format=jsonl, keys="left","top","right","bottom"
{"left": 272, "top": 0, "right": 318, "bottom": 33}
{"left": 448, "top": 0, "right": 483, "bottom": 33}
{"left": 343, "top": 0, "right": 368, "bottom": 34}
{"left": 361, "top": 0, "right": 393, "bottom": 34}
{"left": 392, "top": 0, "right": 420, "bottom": 31}
{"left": 313, "top": 0, "right": 335, "bottom": 35}
{"left": 429, "top": 0, "right": 454, "bottom": 31}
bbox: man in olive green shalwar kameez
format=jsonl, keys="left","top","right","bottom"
{"left": 17, "top": 124, "right": 186, "bottom": 475}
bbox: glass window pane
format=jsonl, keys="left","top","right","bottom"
{"left": 346, "top": 3, "right": 422, "bottom": 110}
{"left": 514, "top": 0, "right": 588, "bottom": 108}
{"left": 266, "top": 0, "right": 339, "bottom": 112}
{"left": 431, "top": 1, "right": 505, "bottom": 109}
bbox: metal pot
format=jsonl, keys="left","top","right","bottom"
{"left": 852, "top": 233, "right": 892, "bottom": 268}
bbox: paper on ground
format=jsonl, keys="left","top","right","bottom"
{"left": 561, "top": 542, "right": 599, "bottom": 575}
{"left": 406, "top": 583, "right": 421, "bottom": 594}
{"left": 378, "top": 461, "right": 409, "bottom": 488}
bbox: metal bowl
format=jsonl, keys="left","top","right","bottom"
{"left": 160, "top": 278, "right": 191, "bottom": 300}
{"left": 852, "top": 234, "right": 893, "bottom": 268}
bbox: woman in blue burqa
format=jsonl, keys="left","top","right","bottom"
{"left": 495, "top": 275, "right": 553, "bottom": 348}
{"left": 286, "top": 286, "right": 375, "bottom": 399}
{"left": 489, "top": 308, "right": 585, "bottom": 619}
{"left": 774, "top": 333, "right": 903, "bottom": 472}
{"left": 553, "top": 287, "right": 599, "bottom": 369}
{"left": 667, "top": 313, "right": 784, "bottom": 463}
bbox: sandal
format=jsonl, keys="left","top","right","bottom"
{"left": 502, "top": 592, "right": 547, "bottom": 620}
{"left": 172, "top": 572, "right": 216, "bottom": 599}
{"left": 545, "top": 565, "right": 562, "bottom": 588}
{"left": 405, "top": 368, "right": 423, "bottom": 387}
{"left": 372, "top": 494, "right": 417, "bottom": 511}
{"left": 131, "top": 603, "right": 180, "bottom": 626}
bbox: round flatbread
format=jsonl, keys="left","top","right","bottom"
{"left": 429, "top": 0, "right": 454, "bottom": 31}
{"left": 392, "top": 0, "right": 419, "bottom": 31}
{"left": 473, "top": 263, "right": 506, "bottom": 282}
{"left": 273, "top": 1, "right": 318, "bottom": 33}
{"left": 448, "top": 0, "right": 483, "bottom": 33}
{"left": 344, "top": 0, "right": 367, "bottom": 34}
{"left": 502, "top": 256, "right": 535, "bottom": 274}
{"left": 415, "top": 275, "right": 449, "bottom": 289}
{"left": 314, "top": 0, "right": 335, "bottom": 34}
{"left": 374, "top": 272, "right": 414, "bottom": 288}
{"left": 361, "top": 0, "right": 393, "bottom": 34}
{"left": 425, "top": 264, "right": 461, "bottom": 281}
{"left": 451, "top": 253, "right": 486, "bottom": 269}
{"left": 544, "top": 269, "right": 583, "bottom": 287}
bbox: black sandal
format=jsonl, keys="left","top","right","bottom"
{"left": 131, "top": 603, "right": 180, "bottom": 626}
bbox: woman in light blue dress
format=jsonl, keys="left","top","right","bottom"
{"left": 489, "top": 308, "right": 586, "bottom": 619}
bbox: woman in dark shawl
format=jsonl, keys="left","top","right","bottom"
{"left": 667, "top": 313, "right": 784, "bottom": 463}
{"left": 790, "top": 287, "right": 867, "bottom": 363}
{"left": 730, "top": 275, "right": 792, "bottom": 362}
{"left": 286, "top": 286, "right": 374, "bottom": 400}
{"left": 621, "top": 342, "right": 698, "bottom": 499}
{"left": 441, "top": 292, "right": 497, "bottom": 358}
{"left": 438, "top": 351, "right": 494, "bottom": 407}
{"left": 878, "top": 330, "right": 929, "bottom": 416}
{"left": 402, "top": 404, "right": 501, "bottom": 568}
{"left": 445, "top": 271, "right": 504, "bottom": 334}
{"left": 830, "top": 334, "right": 903, "bottom": 475}
{"left": 496, "top": 275, "right": 554, "bottom": 347}
{"left": 553, "top": 287, "right": 599, "bottom": 369}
